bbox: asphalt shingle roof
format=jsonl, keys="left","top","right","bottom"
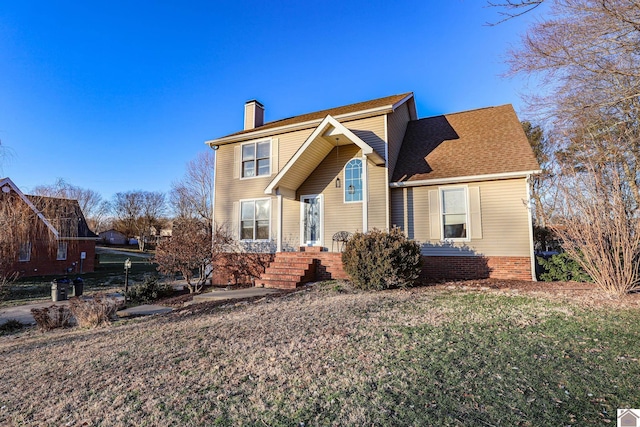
{"left": 392, "top": 104, "right": 540, "bottom": 182}
{"left": 217, "top": 93, "right": 412, "bottom": 140}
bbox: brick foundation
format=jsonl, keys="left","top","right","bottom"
{"left": 213, "top": 252, "right": 533, "bottom": 287}
{"left": 421, "top": 255, "right": 533, "bottom": 282}
{"left": 210, "top": 253, "right": 275, "bottom": 285}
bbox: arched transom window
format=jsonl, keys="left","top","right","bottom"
{"left": 344, "top": 159, "right": 363, "bottom": 202}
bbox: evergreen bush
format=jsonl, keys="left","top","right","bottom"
{"left": 538, "top": 252, "right": 591, "bottom": 282}
{"left": 128, "top": 276, "right": 173, "bottom": 303}
{"left": 342, "top": 228, "right": 422, "bottom": 290}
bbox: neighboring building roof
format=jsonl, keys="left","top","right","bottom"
{"left": 26, "top": 195, "right": 99, "bottom": 239}
{"left": 208, "top": 92, "right": 414, "bottom": 144}
{"left": 99, "top": 229, "right": 127, "bottom": 236}
{"left": 0, "top": 177, "right": 59, "bottom": 237}
{"left": 392, "top": 104, "right": 541, "bottom": 183}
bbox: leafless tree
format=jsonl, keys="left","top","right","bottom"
{"left": 155, "top": 221, "right": 233, "bottom": 293}
{"left": 0, "top": 139, "right": 12, "bottom": 174}
{"left": 111, "top": 190, "right": 167, "bottom": 251}
{"left": 488, "top": 0, "right": 545, "bottom": 23}
{"left": 0, "top": 190, "right": 58, "bottom": 297}
{"left": 499, "top": 0, "right": 640, "bottom": 294}
{"left": 169, "top": 151, "right": 215, "bottom": 235}
{"left": 522, "top": 121, "right": 560, "bottom": 227}
{"left": 552, "top": 158, "right": 640, "bottom": 295}
{"left": 32, "top": 178, "right": 109, "bottom": 232}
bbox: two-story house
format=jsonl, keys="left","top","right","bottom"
{"left": 206, "top": 92, "right": 540, "bottom": 288}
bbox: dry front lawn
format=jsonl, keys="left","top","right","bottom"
{"left": 1, "top": 281, "right": 640, "bottom": 426}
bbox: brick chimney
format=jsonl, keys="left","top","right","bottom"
{"left": 244, "top": 100, "right": 264, "bottom": 130}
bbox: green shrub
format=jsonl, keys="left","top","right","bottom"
{"left": 342, "top": 228, "right": 422, "bottom": 290}
{"left": 128, "top": 276, "right": 173, "bottom": 304}
{"left": 538, "top": 252, "right": 591, "bottom": 282}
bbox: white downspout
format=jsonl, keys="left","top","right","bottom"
{"left": 362, "top": 156, "right": 368, "bottom": 232}
{"left": 526, "top": 174, "right": 537, "bottom": 281}
{"left": 277, "top": 193, "right": 283, "bottom": 252}
{"left": 384, "top": 115, "right": 390, "bottom": 230}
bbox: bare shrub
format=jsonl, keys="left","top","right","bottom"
{"left": 156, "top": 220, "right": 216, "bottom": 293}
{"left": 69, "top": 295, "right": 119, "bottom": 328}
{"left": 552, "top": 163, "right": 640, "bottom": 296}
{"left": 0, "top": 319, "right": 24, "bottom": 335}
{"left": 31, "top": 305, "right": 74, "bottom": 331}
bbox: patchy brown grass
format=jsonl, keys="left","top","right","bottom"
{"left": 2, "top": 282, "right": 443, "bottom": 425}
{"left": 1, "top": 280, "right": 639, "bottom": 425}
{"left": 435, "top": 278, "right": 640, "bottom": 309}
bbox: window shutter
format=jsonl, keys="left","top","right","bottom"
{"left": 233, "top": 146, "right": 241, "bottom": 179}
{"left": 428, "top": 189, "right": 441, "bottom": 240}
{"left": 469, "top": 186, "right": 482, "bottom": 239}
{"left": 232, "top": 201, "right": 239, "bottom": 240}
{"left": 271, "top": 138, "right": 279, "bottom": 175}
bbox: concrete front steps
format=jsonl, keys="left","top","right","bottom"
{"left": 255, "top": 247, "right": 349, "bottom": 289}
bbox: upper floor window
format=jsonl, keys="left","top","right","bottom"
{"left": 344, "top": 159, "right": 363, "bottom": 202}
{"left": 242, "top": 140, "right": 270, "bottom": 178}
{"left": 441, "top": 187, "right": 468, "bottom": 239}
{"left": 240, "top": 199, "right": 270, "bottom": 240}
{"left": 18, "top": 242, "right": 31, "bottom": 262}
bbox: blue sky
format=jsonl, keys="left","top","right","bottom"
{"left": 0, "top": 1, "right": 543, "bottom": 201}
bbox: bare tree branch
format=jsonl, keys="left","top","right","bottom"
{"left": 487, "top": 0, "right": 545, "bottom": 25}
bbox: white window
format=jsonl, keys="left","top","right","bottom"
{"left": 18, "top": 242, "right": 31, "bottom": 262}
{"left": 441, "top": 187, "right": 468, "bottom": 240}
{"left": 240, "top": 199, "right": 270, "bottom": 240}
{"left": 57, "top": 242, "right": 68, "bottom": 260}
{"left": 344, "top": 159, "right": 363, "bottom": 202}
{"left": 242, "top": 140, "right": 270, "bottom": 178}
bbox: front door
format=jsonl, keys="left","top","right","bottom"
{"left": 301, "top": 194, "right": 322, "bottom": 246}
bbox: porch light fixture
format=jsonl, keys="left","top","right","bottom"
{"left": 335, "top": 177, "right": 341, "bottom": 188}
{"left": 348, "top": 184, "right": 355, "bottom": 195}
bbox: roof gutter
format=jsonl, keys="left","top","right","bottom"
{"left": 205, "top": 105, "right": 398, "bottom": 147}
{"left": 389, "top": 170, "right": 542, "bottom": 188}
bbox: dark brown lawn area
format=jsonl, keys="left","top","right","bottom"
{"left": 1, "top": 280, "right": 639, "bottom": 426}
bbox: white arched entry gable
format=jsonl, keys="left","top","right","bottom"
{"left": 264, "top": 115, "right": 384, "bottom": 252}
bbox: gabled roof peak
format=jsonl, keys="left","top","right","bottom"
{"left": 207, "top": 92, "right": 414, "bottom": 146}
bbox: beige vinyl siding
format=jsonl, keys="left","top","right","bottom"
{"left": 275, "top": 128, "right": 315, "bottom": 170}
{"left": 343, "top": 116, "right": 387, "bottom": 160}
{"left": 367, "top": 161, "right": 387, "bottom": 230}
{"left": 390, "top": 188, "right": 405, "bottom": 232}
{"left": 275, "top": 115, "right": 386, "bottom": 171}
{"left": 390, "top": 178, "right": 531, "bottom": 257}
{"left": 386, "top": 102, "right": 411, "bottom": 179}
{"left": 390, "top": 186, "right": 428, "bottom": 240}
{"left": 213, "top": 144, "right": 276, "bottom": 240}
{"left": 214, "top": 113, "right": 388, "bottom": 249}
{"left": 297, "top": 145, "right": 363, "bottom": 250}
{"left": 282, "top": 197, "right": 300, "bottom": 250}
